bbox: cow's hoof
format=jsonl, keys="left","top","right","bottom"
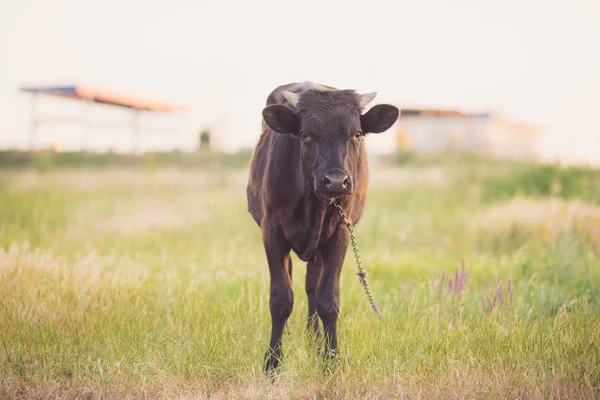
{"left": 320, "top": 348, "right": 340, "bottom": 374}
{"left": 263, "top": 349, "right": 282, "bottom": 376}
{"left": 321, "top": 347, "right": 338, "bottom": 359}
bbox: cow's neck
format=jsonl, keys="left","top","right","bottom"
{"left": 291, "top": 191, "right": 331, "bottom": 262}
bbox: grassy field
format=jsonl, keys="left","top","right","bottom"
{"left": 1, "top": 157, "right": 599, "bottom": 399}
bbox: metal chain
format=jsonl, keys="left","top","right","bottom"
{"left": 330, "top": 199, "right": 382, "bottom": 318}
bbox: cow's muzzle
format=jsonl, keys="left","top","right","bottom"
{"left": 314, "top": 169, "right": 353, "bottom": 198}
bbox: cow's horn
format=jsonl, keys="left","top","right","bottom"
{"left": 359, "top": 92, "right": 377, "bottom": 108}
{"left": 282, "top": 90, "right": 300, "bottom": 108}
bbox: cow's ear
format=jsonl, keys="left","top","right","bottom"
{"left": 361, "top": 104, "right": 399, "bottom": 134}
{"left": 262, "top": 105, "right": 299, "bottom": 135}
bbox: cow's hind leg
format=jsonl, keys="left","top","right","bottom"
{"left": 262, "top": 224, "right": 293, "bottom": 374}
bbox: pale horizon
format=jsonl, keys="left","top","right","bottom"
{"left": 1, "top": 0, "right": 599, "bottom": 164}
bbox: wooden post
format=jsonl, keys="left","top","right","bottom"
{"left": 81, "top": 99, "right": 93, "bottom": 151}
{"left": 29, "top": 93, "right": 38, "bottom": 151}
{"left": 131, "top": 108, "right": 141, "bottom": 154}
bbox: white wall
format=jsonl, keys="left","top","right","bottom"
{"left": 12, "top": 93, "right": 200, "bottom": 153}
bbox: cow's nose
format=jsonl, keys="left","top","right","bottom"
{"left": 322, "top": 173, "right": 350, "bottom": 195}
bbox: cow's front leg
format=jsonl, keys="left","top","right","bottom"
{"left": 305, "top": 251, "right": 322, "bottom": 339}
{"left": 262, "top": 223, "right": 293, "bottom": 374}
{"left": 316, "top": 226, "right": 349, "bottom": 359}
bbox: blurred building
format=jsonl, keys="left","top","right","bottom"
{"left": 18, "top": 84, "right": 190, "bottom": 153}
{"left": 393, "top": 108, "right": 540, "bottom": 160}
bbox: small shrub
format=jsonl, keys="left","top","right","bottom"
{"left": 33, "top": 150, "right": 54, "bottom": 173}
{"left": 482, "top": 164, "right": 600, "bottom": 204}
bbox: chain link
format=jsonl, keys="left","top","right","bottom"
{"left": 330, "top": 199, "right": 382, "bottom": 318}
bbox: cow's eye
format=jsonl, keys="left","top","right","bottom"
{"left": 300, "top": 132, "right": 310, "bottom": 141}
{"left": 354, "top": 131, "right": 363, "bottom": 139}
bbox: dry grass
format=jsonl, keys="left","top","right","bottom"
{"left": 367, "top": 167, "right": 446, "bottom": 187}
{"left": 6, "top": 168, "right": 239, "bottom": 191}
{"left": 66, "top": 197, "right": 208, "bottom": 236}
{"left": 472, "top": 197, "right": 600, "bottom": 248}
{"left": 1, "top": 370, "right": 596, "bottom": 399}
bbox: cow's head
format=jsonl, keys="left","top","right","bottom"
{"left": 262, "top": 89, "right": 399, "bottom": 199}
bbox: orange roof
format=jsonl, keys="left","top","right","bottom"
{"left": 20, "top": 84, "right": 189, "bottom": 112}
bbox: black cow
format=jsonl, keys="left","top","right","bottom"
{"left": 247, "top": 81, "right": 399, "bottom": 372}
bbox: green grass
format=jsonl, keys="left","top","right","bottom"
{"left": 0, "top": 149, "right": 254, "bottom": 171}
{"left": 1, "top": 161, "right": 599, "bottom": 399}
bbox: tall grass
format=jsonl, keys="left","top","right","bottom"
{"left": 1, "top": 161, "right": 599, "bottom": 399}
